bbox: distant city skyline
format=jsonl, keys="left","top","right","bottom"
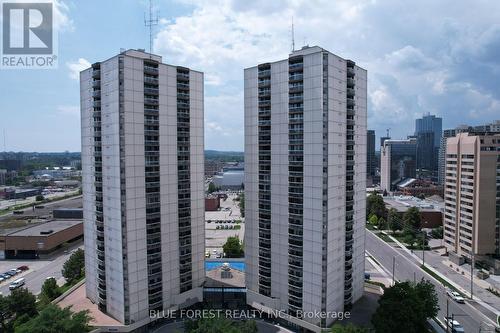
{"left": 1, "top": 0, "right": 500, "bottom": 152}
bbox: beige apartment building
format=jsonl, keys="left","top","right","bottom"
{"left": 443, "top": 132, "right": 500, "bottom": 263}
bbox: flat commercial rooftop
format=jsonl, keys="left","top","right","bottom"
{"left": 7, "top": 219, "right": 82, "bottom": 237}
{"left": 383, "top": 195, "right": 444, "bottom": 213}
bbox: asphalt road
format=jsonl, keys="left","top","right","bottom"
{"left": 366, "top": 230, "right": 497, "bottom": 333}
{"left": 0, "top": 242, "right": 83, "bottom": 296}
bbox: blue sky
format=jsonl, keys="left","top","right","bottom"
{"left": 1, "top": 0, "right": 500, "bottom": 152}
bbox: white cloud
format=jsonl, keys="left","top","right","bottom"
{"left": 66, "top": 58, "right": 91, "bottom": 80}
{"left": 152, "top": 0, "right": 500, "bottom": 147}
{"left": 54, "top": 0, "right": 74, "bottom": 31}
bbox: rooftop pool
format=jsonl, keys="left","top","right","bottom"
{"left": 205, "top": 261, "right": 245, "bottom": 272}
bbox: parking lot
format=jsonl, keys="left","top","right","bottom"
{"left": 205, "top": 192, "right": 245, "bottom": 257}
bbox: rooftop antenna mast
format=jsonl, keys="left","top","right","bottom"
{"left": 386, "top": 128, "right": 391, "bottom": 137}
{"left": 144, "top": 0, "right": 159, "bottom": 57}
{"left": 291, "top": 17, "right": 295, "bottom": 52}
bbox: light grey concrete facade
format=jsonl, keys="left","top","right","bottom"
{"left": 81, "top": 49, "right": 204, "bottom": 327}
{"left": 244, "top": 46, "right": 366, "bottom": 332}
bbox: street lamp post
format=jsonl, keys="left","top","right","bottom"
{"left": 392, "top": 256, "right": 396, "bottom": 286}
{"left": 470, "top": 254, "right": 474, "bottom": 300}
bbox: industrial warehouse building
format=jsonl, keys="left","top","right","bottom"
{"left": 0, "top": 219, "right": 83, "bottom": 259}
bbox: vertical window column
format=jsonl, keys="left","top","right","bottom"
{"left": 177, "top": 67, "right": 193, "bottom": 293}
{"left": 288, "top": 56, "right": 304, "bottom": 316}
{"left": 92, "top": 63, "right": 107, "bottom": 313}
{"left": 143, "top": 60, "right": 163, "bottom": 310}
{"left": 344, "top": 60, "right": 356, "bottom": 307}
{"left": 257, "top": 64, "right": 272, "bottom": 297}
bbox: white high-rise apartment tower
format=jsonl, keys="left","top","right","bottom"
{"left": 244, "top": 46, "right": 367, "bottom": 332}
{"left": 80, "top": 49, "right": 204, "bottom": 327}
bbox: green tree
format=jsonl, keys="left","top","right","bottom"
{"left": 368, "top": 214, "right": 378, "bottom": 226}
{"left": 0, "top": 294, "right": 11, "bottom": 333}
{"left": 8, "top": 289, "right": 37, "bottom": 318}
{"left": 223, "top": 236, "right": 244, "bottom": 258}
{"left": 15, "top": 304, "right": 91, "bottom": 333}
{"left": 367, "top": 193, "right": 386, "bottom": 219}
{"left": 430, "top": 226, "right": 443, "bottom": 239}
{"left": 62, "top": 249, "right": 85, "bottom": 284}
{"left": 387, "top": 208, "right": 402, "bottom": 234}
{"left": 372, "top": 280, "right": 438, "bottom": 333}
{"left": 403, "top": 207, "right": 421, "bottom": 237}
{"left": 208, "top": 182, "right": 217, "bottom": 194}
{"left": 35, "top": 195, "right": 44, "bottom": 202}
{"left": 238, "top": 192, "right": 245, "bottom": 217}
{"left": 378, "top": 217, "right": 387, "bottom": 230}
{"left": 39, "top": 278, "right": 62, "bottom": 305}
{"left": 331, "top": 323, "right": 369, "bottom": 333}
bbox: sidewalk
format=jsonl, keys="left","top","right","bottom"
{"left": 384, "top": 231, "right": 500, "bottom": 317}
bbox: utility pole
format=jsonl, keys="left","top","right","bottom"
{"left": 392, "top": 256, "right": 395, "bottom": 286}
{"left": 446, "top": 298, "right": 449, "bottom": 333}
{"left": 421, "top": 231, "right": 426, "bottom": 267}
{"left": 470, "top": 254, "right": 474, "bottom": 299}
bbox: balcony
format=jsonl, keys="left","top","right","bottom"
{"left": 258, "top": 79, "right": 271, "bottom": 87}
{"left": 177, "top": 72, "right": 189, "bottom": 81}
{"left": 177, "top": 92, "right": 190, "bottom": 99}
{"left": 289, "top": 105, "right": 303, "bottom": 112}
{"left": 289, "top": 62, "right": 303, "bottom": 72}
{"left": 144, "top": 107, "right": 159, "bottom": 113}
{"left": 259, "top": 100, "right": 271, "bottom": 107}
{"left": 258, "top": 70, "right": 271, "bottom": 78}
{"left": 289, "top": 95, "right": 303, "bottom": 103}
{"left": 258, "top": 89, "right": 271, "bottom": 97}
{"left": 347, "top": 98, "right": 355, "bottom": 108}
{"left": 347, "top": 67, "right": 355, "bottom": 77}
{"left": 347, "top": 78, "right": 355, "bottom": 88}
{"left": 177, "top": 102, "right": 190, "bottom": 109}
{"left": 144, "top": 87, "right": 159, "bottom": 95}
{"left": 346, "top": 88, "right": 355, "bottom": 97}
{"left": 177, "top": 82, "right": 189, "bottom": 90}
{"left": 144, "top": 66, "right": 159, "bottom": 75}
{"left": 93, "top": 101, "right": 101, "bottom": 108}
{"left": 144, "top": 98, "right": 159, "bottom": 106}
{"left": 92, "top": 70, "right": 100, "bottom": 78}
{"left": 92, "top": 90, "right": 101, "bottom": 98}
{"left": 92, "top": 80, "right": 101, "bottom": 88}
{"left": 289, "top": 74, "right": 303, "bottom": 82}
{"left": 289, "top": 84, "right": 303, "bottom": 93}
{"left": 144, "top": 77, "right": 159, "bottom": 85}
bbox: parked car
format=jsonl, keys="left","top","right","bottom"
{"left": 17, "top": 266, "right": 29, "bottom": 271}
{"left": 447, "top": 289, "right": 465, "bottom": 304}
{"left": 0, "top": 274, "right": 10, "bottom": 280}
{"left": 3, "top": 271, "right": 15, "bottom": 277}
{"left": 228, "top": 225, "right": 233, "bottom": 229}
{"left": 9, "top": 278, "right": 25, "bottom": 290}
{"left": 8, "top": 269, "right": 19, "bottom": 275}
{"left": 444, "top": 317, "right": 465, "bottom": 333}
{"left": 45, "top": 276, "right": 56, "bottom": 281}
{"left": 224, "top": 225, "right": 229, "bottom": 229}
{"left": 216, "top": 226, "right": 220, "bottom": 230}
{"left": 207, "top": 220, "right": 212, "bottom": 223}
{"left": 0, "top": 277, "right": 4, "bottom": 282}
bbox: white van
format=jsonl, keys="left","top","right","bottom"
{"left": 9, "top": 278, "right": 25, "bottom": 290}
